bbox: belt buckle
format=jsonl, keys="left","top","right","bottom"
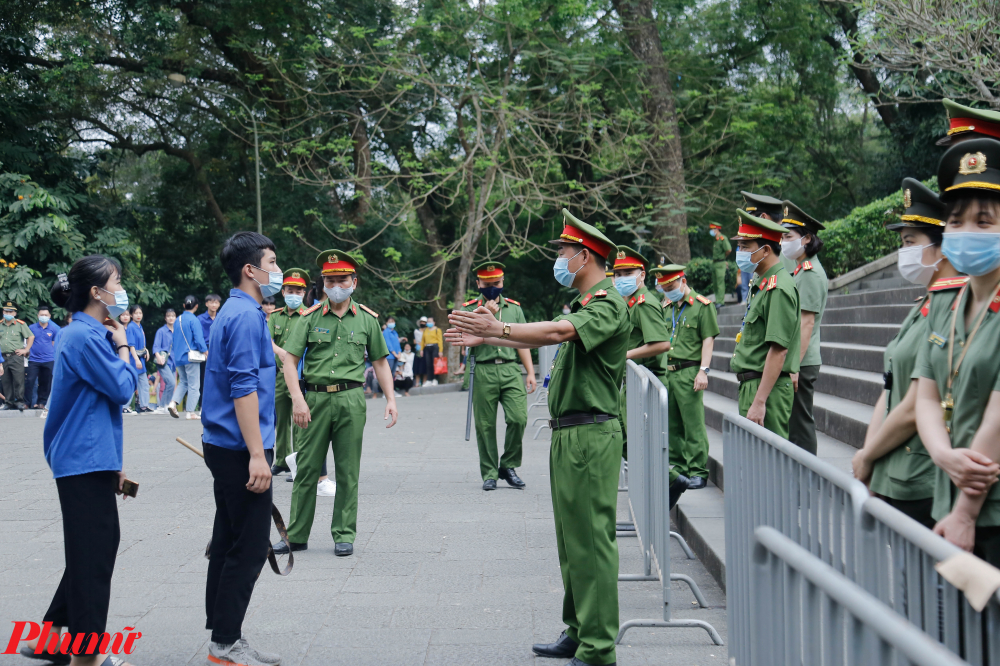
{"left": 327, "top": 384, "right": 341, "bottom": 393}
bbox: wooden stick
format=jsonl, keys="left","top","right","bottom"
{"left": 176, "top": 437, "right": 205, "bottom": 458}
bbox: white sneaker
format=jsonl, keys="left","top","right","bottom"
{"left": 186, "top": 412, "right": 201, "bottom": 420}
{"left": 152, "top": 406, "right": 167, "bottom": 414}
{"left": 431, "top": 379, "right": 439, "bottom": 386}
{"left": 123, "top": 407, "right": 134, "bottom": 414}
{"left": 317, "top": 478, "right": 337, "bottom": 496}
{"left": 208, "top": 638, "right": 280, "bottom": 666}
{"left": 394, "top": 392, "right": 403, "bottom": 397}
{"left": 285, "top": 452, "right": 297, "bottom": 481}
{"left": 167, "top": 402, "right": 180, "bottom": 418}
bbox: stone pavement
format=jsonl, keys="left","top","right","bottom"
{"left": 0, "top": 393, "right": 726, "bottom": 665}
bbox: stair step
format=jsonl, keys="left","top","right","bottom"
{"left": 853, "top": 275, "right": 914, "bottom": 292}
{"left": 821, "top": 323, "right": 900, "bottom": 346}
{"left": 826, "top": 286, "right": 924, "bottom": 309}
{"left": 820, "top": 342, "right": 886, "bottom": 373}
{"left": 823, "top": 304, "right": 915, "bottom": 325}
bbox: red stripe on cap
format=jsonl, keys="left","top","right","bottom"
{"left": 283, "top": 277, "right": 307, "bottom": 287}
{"left": 321, "top": 260, "right": 356, "bottom": 274}
{"left": 948, "top": 116, "right": 1000, "bottom": 140}
{"left": 736, "top": 221, "right": 782, "bottom": 243}
{"left": 476, "top": 268, "right": 504, "bottom": 279}
{"left": 656, "top": 271, "right": 684, "bottom": 284}
{"left": 559, "top": 224, "right": 614, "bottom": 260}
{"left": 613, "top": 258, "right": 644, "bottom": 270}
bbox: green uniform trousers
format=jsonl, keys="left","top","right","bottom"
{"left": 737, "top": 376, "right": 794, "bottom": 440}
{"left": 1, "top": 352, "right": 25, "bottom": 407}
{"left": 713, "top": 261, "right": 727, "bottom": 306}
{"left": 473, "top": 363, "right": 526, "bottom": 480}
{"left": 274, "top": 374, "right": 294, "bottom": 469}
{"left": 788, "top": 364, "right": 820, "bottom": 455}
{"left": 287, "top": 388, "right": 367, "bottom": 544}
{"left": 666, "top": 365, "right": 709, "bottom": 479}
{"left": 550, "top": 420, "right": 622, "bottom": 666}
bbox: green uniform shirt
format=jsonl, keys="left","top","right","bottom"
{"left": 712, "top": 236, "right": 732, "bottom": 263}
{"left": 730, "top": 262, "right": 801, "bottom": 374}
{"left": 268, "top": 305, "right": 310, "bottom": 371}
{"left": 793, "top": 257, "right": 828, "bottom": 367}
{"left": 283, "top": 298, "right": 389, "bottom": 385}
{"left": 917, "top": 285, "right": 1000, "bottom": 525}
{"left": 548, "top": 277, "right": 630, "bottom": 418}
{"left": 462, "top": 295, "right": 526, "bottom": 363}
{"left": 624, "top": 284, "right": 670, "bottom": 377}
{"left": 663, "top": 290, "right": 720, "bottom": 363}
{"left": 0, "top": 319, "right": 32, "bottom": 354}
{"left": 869, "top": 292, "right": 942, "bottom": 501}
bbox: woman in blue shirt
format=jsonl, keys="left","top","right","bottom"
{"left": 167, "top": 295, "right": 207, "bottom": 420}
{"left": 151, "top": 309, "right": 176, "bottom": 411}
{"left": 126, "top": 305, "right": 152, "bottom": 413}
{"left": 35, "top": 255, "right": 139, "bottom": 666}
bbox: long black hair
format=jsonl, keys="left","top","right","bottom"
{"left": 50, "top": 255, "right": 122, "bottom": 313}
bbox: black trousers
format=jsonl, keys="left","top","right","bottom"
{"left": 788, "top": 364, "right": 820, "bottom": 455}
{"left": 43, "top": 471, "right": 121, "bottom": 651}
{"left": 883, "top": 496, "right": 935, "bottom": 530}
{"left": 27, "top": 360, "right": 54, "bottom": 406}
{"left": 204, "top": 443, "right": 273, "bottom": 645}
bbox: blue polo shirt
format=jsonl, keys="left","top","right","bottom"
{"left": 126, "top": 321, "right": 146, "bottom": 372}
{"left": 202, "top": 288, "right": 276, "bottom": 451}
{"left": 198, "top": 311, "right": 217, "bottom": 348}
{"left": 43, "top": 313, "right": 139, "bottom": 478}
{"left": 29, "top": 321, "right": 60, "bottom": 363}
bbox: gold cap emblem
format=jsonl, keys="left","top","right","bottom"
{"left": 903, "top": 189, "right": 912, "bottom": 208}
{"left": 329, "top": 254, "right": 339, "bottom": 264}
{"left": 487, "top": 264, "right": 495, "bottom": 271}
{"left": 959, "top": 152, "right": 987, "bottom": 176}
{"left": 616, "top": 250, "right": 626, "bottom": 259}
{"left": 783, "top": 206, "right": 789, "bottom": 217}
{"left": 292, "top": 272, "right": 300, "bottom": 278}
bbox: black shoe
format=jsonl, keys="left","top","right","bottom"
{"left": 271, "top": 540, "right": 307, "bottom": 554}
{"left": 286, "top": 475, "right": 294, "bottom": 482}
{"left": 334, "top": 542, "right": 354, "bottom": 557}
{"left": 16, "top": 402, "right": 25, "bottom": 412}
{"left": 686, "top": 476, "right": 707, "bottom": 490}
{"left": 531, "top": 631, "right": 579, "bottom": 659}
{"left": 271, "top": 464, "right": 289, "bottom": 475}
{"left": 482, "top": 479, "right": 497, "bottom": 491}
{"left": 669, "top": 474, "right": 689, "bottom": 510}
{"left": 498, "top": 468, "right": 525, "bottom": 489}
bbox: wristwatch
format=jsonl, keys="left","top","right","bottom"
{"left": 700, "top": 366, "right": 711, "bottom": 374}
{"left": 500, "top": 323, "right": 512, "bottom": 340}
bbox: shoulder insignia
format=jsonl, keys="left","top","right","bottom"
{"left": 696, "top": 295, "right": 712, "bottom": 305}
{"left": 793, "top": 265, "right": 801, "bottom": 276}
{"left": 463, "top": 298, "right": 479, "bottom": 307}
{"left": 929, "top": 276, "right": 970, "bottom": 292}
{"left": 505, "top": 298, "right": 521, "bottom": 306}
{"left": 766, "top": 275, "right": 778, "bottom": 291}
{"left": 803, "top": 261, "right": 813, "bottom": 271}
{"left": 991, "top": 290, "right": 1000, "bottom": 314}
{"left": 627, "top": 296, "right": 637, "bottom": 308}
{"left": 301, "top": 303, "right": 323, "bottom": 316}
{"left": 688, "top": 295, "right": 695, "bottom": 305}
{"left": 921, "top": 294, "right": 931, "bottom": 318}
{"left": 637, "top": 294, "right": 646, "bottom": 305}
{"left": 594, "top": 289, "right": 608, "bottom": 297}
{"left": 581, "top": 293, "right": 593, "bottom": 307}
{"left": 358, "top": 303, "right": 379, "bottom": 318}
{"left": 16, "top": 319, "right": 26, "bottom": 325}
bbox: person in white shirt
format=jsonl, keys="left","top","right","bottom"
{"left": 396, "top": 343, "right": 416, "bottom": 395}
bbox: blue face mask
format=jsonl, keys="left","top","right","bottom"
{"left": 253, "top": 266, "right": 283, "bottom": 298}
{"left": 664, "top": 287, "right": 685, "bottom": 303}
{"left": 99, "top": 288, "right": 129, "bottom": 318}
{"left": 284, "top": 294, "right": 303, "bottom": 310}
{"left": 387, "top": 322, "right": 396, "bottom": 329}
{"left": 942, "top": 232, "right": 1000, "bottom": 276}
{"left": 614, "top": 275, "right": 639, "bottom": 298}
{"left": 553, "top": 250, "right": 583, "bottom": 288}
{"left": 38, "top": 315, "right": 50, "bottom": 324}
{"left": 735, "top": 247, "right": 764, "bottom": 273}
{"left": 479, "top": 286, "right": 503, "bottom": 301}
{"left": 2, "top": 313, "right": 13, "bottom": 321}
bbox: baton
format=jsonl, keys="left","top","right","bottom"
{"left": 465, "top": 350, "right": 476, "bottom": 441}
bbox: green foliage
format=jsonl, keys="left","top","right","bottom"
{"left": 684, "top": 257, "right": 715, "bottom": 296}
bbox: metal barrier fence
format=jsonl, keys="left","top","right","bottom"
{"left": 616, "top": 361, "right": 722, "bottom": 645}
{"left": 752, "top": 526, "right": 967, "bottom": 666}
{"left": 529, "top": 344, "right": 559, "bottom": 438}
{"left": 725, "top": 412, "right": 1000, "bottom": 665}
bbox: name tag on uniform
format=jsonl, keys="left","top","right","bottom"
{"left": 928, "top": 331, "right": 947, "bottom": 348}
{"left": 314, "top": 327, "right": 330, "bottom": 334}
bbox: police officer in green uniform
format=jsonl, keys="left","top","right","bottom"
{"left": 780, "top": 201, "right": 828, "bottom": 454}
{"left": 611, "top": 246, "right": 671, "bottom": 458}
{"left": 461, "top": 261, "right": 536, "bottom": 490}
{"left": 651, "top": 264, "right": 719, "bottom": 493}
{"left": 915, "top": 138, "right": 1000, "bottom": 565}
{"left": 268, "top": 268, "right": 311, "bottom": 474}
{"left": 273, "top": 250, "right": 398, "bottom": 557}
{"left": 853, "top": 179, "right": 962, "bottom": 528}
{"left": 739, "top": 192, "right": 785, "bottom": 297}
{"left": 709, "top": 222, "right": 731, "bottom": 308}
{"left": 447, "top": 209, "right": 628, "bottom": 666}
{"left": 939, "top": 98, "right": 1000, "bottom": 147}
{"left": 730, "top": 210, "right": 801, "bottom": 437}
{"left": 1, "top": 302, "right": 33, "bottom": 410}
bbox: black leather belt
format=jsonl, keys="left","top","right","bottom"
{"left": 667, "top": 360, "right": 701, "bottom": 372}
{"left": 736, "top": 371, "right": 790, "bottom": 383}
{"left": 549, "top": 412, "right": 613, "bottom": 430}
{"left": 483, "top": 359, "right": 513, "bottom": 364}
{"left": 304, "top": 381, "right": 364, "bottom": 393}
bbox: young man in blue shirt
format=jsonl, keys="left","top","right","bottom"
{"left": 201, "top": 231, "right": 282, "bottom": 666}
{"left": 27, "top": 305, "right": 60, "bottom": 408}
{"left": 198, "top": 293, "right": 221, "bottom": 406}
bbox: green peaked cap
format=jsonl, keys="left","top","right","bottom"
{"left": 315, "top": 249, "right": 362, "bottom": 273}
{"left": 781, "top": 200, "right": 825, "bottom": 233}
{"left": 550, "top": 209, "right": 616, "bottom": 260}
{"left": 731, "top": 208, "right": 787, "bottom": 241}
{"left": 612, "top": 245, "right": 649, "bottom": 270}
{"left": 887, "top": 178, "right": 946, "bottom": 230}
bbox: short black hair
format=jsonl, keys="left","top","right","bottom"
{"left": 183, "top": 294, "right": 199, "bottom": 310}
{"left": 946, "top": 192, "right": 1000, "bottom": 221}
{"left": 50, "top": 255, "right": 122, "bottom": 313}
{"left": 262, "top": 295, "right": 276, "bottom": 305}
{"left": 220, "top": 231, "right": 276, "bottom": 287}
{"left": 37, "top": 305, "right": 51, "bottom": 314}
{"left": 165, "top": 308, "right": 176, "bottom": 316}
{"left": 205, "top": 293, "right": 221, "bottom": 303}
{"left": 129, "top": 304, "right": 143, "bottom": 315}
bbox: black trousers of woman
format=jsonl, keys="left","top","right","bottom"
{"left": 43, "top": 471, "right": 121, "bottom": 652}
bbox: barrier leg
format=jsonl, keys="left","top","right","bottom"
{"left": 670, "top": 531, "right": 696, "bottom": 559}
{"left": 670, "top": 573, "right": 709, "bottom": 608}
{"left": 616, "top": 619, "right": 724, "bottom": 646}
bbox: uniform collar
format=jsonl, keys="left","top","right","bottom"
{"left": 74, "top": 311, "right": 114, "bottom": 341}
{"left": 321, "top": 297, "right": 357, "bottom": 317}
{"left": 572, "top": 276, "right": 614, "bottom": 310}
{"left": 229, "top": 288, "right": 263, "bottom": 312}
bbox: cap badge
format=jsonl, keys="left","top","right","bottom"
{"left": 959, "top": 152, "right": 988, "bottom": 176}
{"left": 783, "top": 206, "right": 789, "bottom": 217}
{"left": 487, "top": 265, "right": 495, "bottom": 272}
{"left": 616, "top": 250, "right": 626, "bottom": 259}
{"left": 904, "top": 189, "right": 912, "bottom": 208}
{"left": 292, "top": 272, "right": 300, "bottom": 278}
{"left": 329, "top": 254, "right": 339, "bottom": 264}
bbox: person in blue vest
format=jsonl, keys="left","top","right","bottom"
{"left": 167, "top": 295, "right": 207, "bottom": 419}
{"left": 152, "top": 309, "right": 176, "bottom": 412}
{"left": 27, "top": 304, "right": 60, "bottom": 408}
{"left": 197, "top": 293, "right": 222, "bottom": 407}
{"left": 36, "top": 255, "right": 139, "bottom": 666}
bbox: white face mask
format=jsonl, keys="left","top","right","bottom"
{"left": 324, "top": 285, "right": 354, "bottom": 303}
{"left": 780, "top": 237, "right": 804, "bottom": 260}
{"left": 897, "top": 244, "right": 941, "bottom": 286}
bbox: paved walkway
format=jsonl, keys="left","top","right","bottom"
{"left": 1, "top": 393, "right": 726, "bottom": 665}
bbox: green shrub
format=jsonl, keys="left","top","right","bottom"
{"left": 684, "top": 256, "right": 738, "bottom": 296}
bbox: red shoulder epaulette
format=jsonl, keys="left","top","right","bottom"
{"left": 687, "top": 295, "right": 695, "bottom": 305}
{"left": 301, "top": 302, "right": 323, "bottom": 315}
{"left": 594, "top": 290, "right": 608, "bottom": 297}
{"left": 463, "top": 298, "right": 480, "bottom": 307}
{"left": 627, "top": 296, "right": 638, "bottom": 308}
{"left": 696, "top": 294, "right": 712, "bottom": 305}
{"left": 803, "top": 260, "right": 813, "bottom": 271}
{"left": 16, "top": 318, "right": 26, "bottom": 325}
{"left": 991, "top": 289, "right": 1000, "bottom": 313}
{"left": 766, "top": 275, "right": 778, "bottom": 291}
{"left": 921, "top": 294, "right": 931, "bottom": 318}
{"left": 929, "top": 276, "right": 969, "bottom": 292}
{"left": 581, "top": 293, "right": 593, "bottom": 306}
{"left": 637, "top": 294, "right": 646, "bottom": 305}
{"left": 505, "top": 298, "right": 520, "bottom": 306}
{"left": 358, "top": 303, "right": 379, "bottom": 318}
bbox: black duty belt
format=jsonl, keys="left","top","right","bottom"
{"left": 667, "top": 360, "right": 701, "bottom": 372}
{"left": 482, "top": 359, "right": 514, "bottom": 364}
{"left": 305, "top": 381, "right": 364, "bottom": 393}
{"left": 549, "top": 412, "right": 613, "bottom": 430}
{"left": 736, "top": 371, "right": 790, "bottom": 383}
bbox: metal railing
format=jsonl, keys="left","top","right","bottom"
{"left": 616, "top": 361, "right": 723, "bottom": 645}
{"left": 752, "top": 526, "right": 967, "bottom": 666}
{"left": 529, "top": 344, "right": 559, "bottom": 438}
{"left": 725, "top": 412, "right": 1000, "bottom": 665}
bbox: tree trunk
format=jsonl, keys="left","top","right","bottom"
{"left": 613, "top": 0, "right": 690, "bottom": 263}
{"left": 828, "top": 5, "right": 898, "bottom": 131}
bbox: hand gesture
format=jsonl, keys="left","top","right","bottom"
{"left": 448, "top": 308, "right": 502, "bottom": 338}
{"left": 939, "top": 448, "right": 1000, "bottom": 495}
{"left": 444, "top": 328, "right": 485, "bottom": 348}
{"left": 104, "top": 317, "right": 128, "bottom": 348}
{"left": 484, "top": 300, "right": 500, "bottom": 315}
